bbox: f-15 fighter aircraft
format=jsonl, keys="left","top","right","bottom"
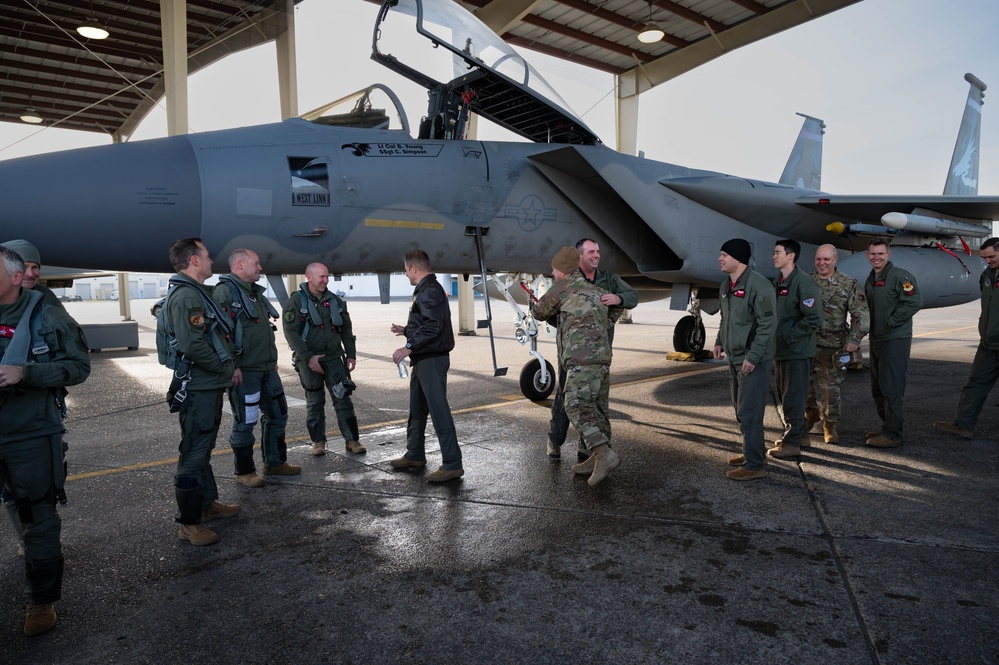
{"left": 1, "top": 0, "right": 996, "bottom": 399}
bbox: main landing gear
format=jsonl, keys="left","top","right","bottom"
{"left": 671, "top": 287, "right": 707, "bottom": 356}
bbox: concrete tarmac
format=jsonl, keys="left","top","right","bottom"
{"left": 2, "top": 296, "right": 996, "bottom": 664}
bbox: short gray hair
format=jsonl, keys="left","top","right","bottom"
{"left": 0, "top": 245, "right": 25, "bottom": 278}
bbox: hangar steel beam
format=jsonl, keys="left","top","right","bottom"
{"left": 474, "top": 0, "right": 543, "bottom": 36}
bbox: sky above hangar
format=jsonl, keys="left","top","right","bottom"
{"left": 0, "top": 0, "right": 996, "bottom": 197}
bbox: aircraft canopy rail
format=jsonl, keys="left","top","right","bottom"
{"left": 372, "top": 0, "right": 600, "bottom": 145}
{"left": 300, "top": 84, "right": 411, "bottom": 135}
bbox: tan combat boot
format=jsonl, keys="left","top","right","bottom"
{"left": 23, "top": 603, "right": 57, "bottom": 636}
{"left": 823, "top": 421, "right": 840, "bottom": 444}
{"left": 177, "top": 524, "right": 219, "bottom": 546}
{"left": 587, "top": 444, "right": 620, "bottom": 487}
{"left": 263, "top": 463, "right": 301, "bottom": 476}
{"left": 202, "top": 500, "right": 240, "bottom": 522}
{"left": 804, "top": 408, "right": 821, "bottom": 431}
{"left": 235, "top": 472, "right": 265, "bottom": 488}
{"left": 309, "top": 441, "right": 327, "bottom": 456}
{"left": 573, "top": 454, "right": 597, "bottom": 475}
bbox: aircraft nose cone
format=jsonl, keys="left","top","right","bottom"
{"left": 0, "top": 136, "right": 203, "bottom": 271}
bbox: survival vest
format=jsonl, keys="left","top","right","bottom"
{"left": 156, "top": 276, "right": 232, "bottom": 374}
{"left": 0, "top": 288, "right": 53, "bottom": 367}
{"left": 296, "top": 283, "right": 344, "bottom": 342}
{"left": 217, "top": 274, "right": 279, "bottom": 356}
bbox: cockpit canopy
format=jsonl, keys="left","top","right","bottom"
{"left": 371, "top": 0, "right": 600, "bottom": 145}
{"left": 300, "top": 84, "right": 410, "bottom": 135}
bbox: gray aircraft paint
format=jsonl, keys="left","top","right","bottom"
{"left": 0, "top": 0, "right": 997, "bottom": 319}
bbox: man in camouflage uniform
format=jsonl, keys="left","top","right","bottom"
{"left": 533, "top": 246, "right": 622, "bottom": 487}
{"left": 213, "top": 249, "right": 299, "bottom": 487}
{"left": 806, "top": 244, "right": 869, "bottom": 444}
{"left": 0, "top": 245, "right": 90, "bottom": 636}
{"left": 934, "top": 237, "right": 999, "bottom": 439}
{"left": 546, "top": 238, "right": 637, "bottom": 462}
{"left": 282, "top": 262, "right": 364, "bottom": 456}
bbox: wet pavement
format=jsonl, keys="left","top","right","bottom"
{"left": 2, "top": 296, "right": 996, "bottom": 664}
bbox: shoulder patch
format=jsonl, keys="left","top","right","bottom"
{"left": 189, "top": 311, "right": 205, "bottom": 328}
{"left": 802, "top": 298, "right": 815, "bottom": 308}
{"left": 283, "top": 310, "right": 297, "bottom": 323}
{"left": 902, "top": 281, "right": 915, "bottom": 294}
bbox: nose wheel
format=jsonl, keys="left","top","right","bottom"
{"left": 519, "top": 358, "right": 556, "bottom": 401}
{"left": 673, "top": 315, "right": 705, "bottom": 354}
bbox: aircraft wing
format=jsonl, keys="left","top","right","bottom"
{"left": 794, "top": 195, "right": 999, "bottom": 220}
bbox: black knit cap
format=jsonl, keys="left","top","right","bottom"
{"left": 720, "top": 238, "right": 751, "bottom": 265}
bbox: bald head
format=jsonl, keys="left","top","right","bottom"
{"left": 814, "top": 244, "right": 838, "bottom": 279}
{"left": 305, "top": 263, "right": 330, "bottom": 296}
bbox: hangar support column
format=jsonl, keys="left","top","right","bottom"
{"left": 159, "top": 0, "right": 189, "bottom": 138}
{"left": 275, "top": 0, "right": 299, "bottom": 119}
{"left": 615, "top": 75, "right": 639, "bottom": 324}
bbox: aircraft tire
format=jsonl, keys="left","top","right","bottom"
{"left": 673, "top": 315, "right": 705, "bottom": 354}
{"left": 519, "top": 358, "right": 556, "bottom": 401}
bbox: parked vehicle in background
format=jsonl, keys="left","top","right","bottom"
{"left": 150, "top": 298, "right": 165, "bottom": 316}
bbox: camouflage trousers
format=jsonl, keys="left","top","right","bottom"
{"left": 807, "top": 347, "right": 847, "bottom": 423}
{"left": 563, "top": 364, "right": 610, "bottom": 450}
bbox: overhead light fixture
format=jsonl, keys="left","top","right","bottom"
{"left": 638, "top": 23, "right": 664, "bottom": 43}
{"left": 77, "top": 18, "right": 109, "bottom": 40}
{"left": 19, "top": 109, "right": 43, "bottom": 124}
{"left": 637, "top": 2, "right": 664, "bottom": 43}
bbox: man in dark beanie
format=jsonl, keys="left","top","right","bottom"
{"left": 713, "top": 239, "right": 776, "bottom": 481}
{"left": 0, "top": 240, "right": 65, "bottom": 310}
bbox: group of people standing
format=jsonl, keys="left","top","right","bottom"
{"left": 714, "top": 236, "right": 925, "bottom": 480}
{"left": 163, "top": 239, "right": 464, "bottom": 550}
{"left": 4, "top": 232, "right": 997, "bottom": 637}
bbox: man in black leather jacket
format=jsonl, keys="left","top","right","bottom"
{"left": 389, "top": 249, "right": 463, "bottom": 482}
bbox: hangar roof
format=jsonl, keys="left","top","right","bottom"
{"left": 0, "top": 0, "right": 859, "bottom": 140}
{"left": 0, "top": 0, "right": 300, "bottom": 139}
{"left": 462, "top": 0, "right": 860, "bottom": 82}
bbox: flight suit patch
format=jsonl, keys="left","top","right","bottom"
{"left": 802, "top": 298, "right": 815, "bottom": 308}
{"left": 732, "top": 289, "right": 746, "bottom": 298}
{"left": 283, "top": 310, "right": 297, "bottom": 323}
{"left": 902, "top": 281, "right": 915, "bottom": 295}
{"left": 189, "top": 311, "right": 205, "bottom": 327}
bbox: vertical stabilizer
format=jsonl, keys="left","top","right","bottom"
{"left": 944, "top": 73, "right": 986, "bottom": 195}
{"left": 779, "top": 113, "right": 825, "bottom": 190}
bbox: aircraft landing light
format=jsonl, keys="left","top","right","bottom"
{"left": 365, "top": 219, "right": 445, "bottom": 230}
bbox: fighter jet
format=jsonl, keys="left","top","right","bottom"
{"left": 1, "top": 0, "right": 997, "bottom": 399}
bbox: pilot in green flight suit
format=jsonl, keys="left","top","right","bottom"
{"left": 282, "top": 262, "right": 364, "bottom": 457}
{"left": 213, "top": 249, "right": 299, "bottom": 486}
{"left": 0, "top": 245, "right": 90, "bottom": 636}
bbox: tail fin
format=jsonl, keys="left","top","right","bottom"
{"left": 779, "top": 113, "right": 825, "bottom": 190}
{"left": 944, "top": 73, "right": 987, "bottom": 195}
